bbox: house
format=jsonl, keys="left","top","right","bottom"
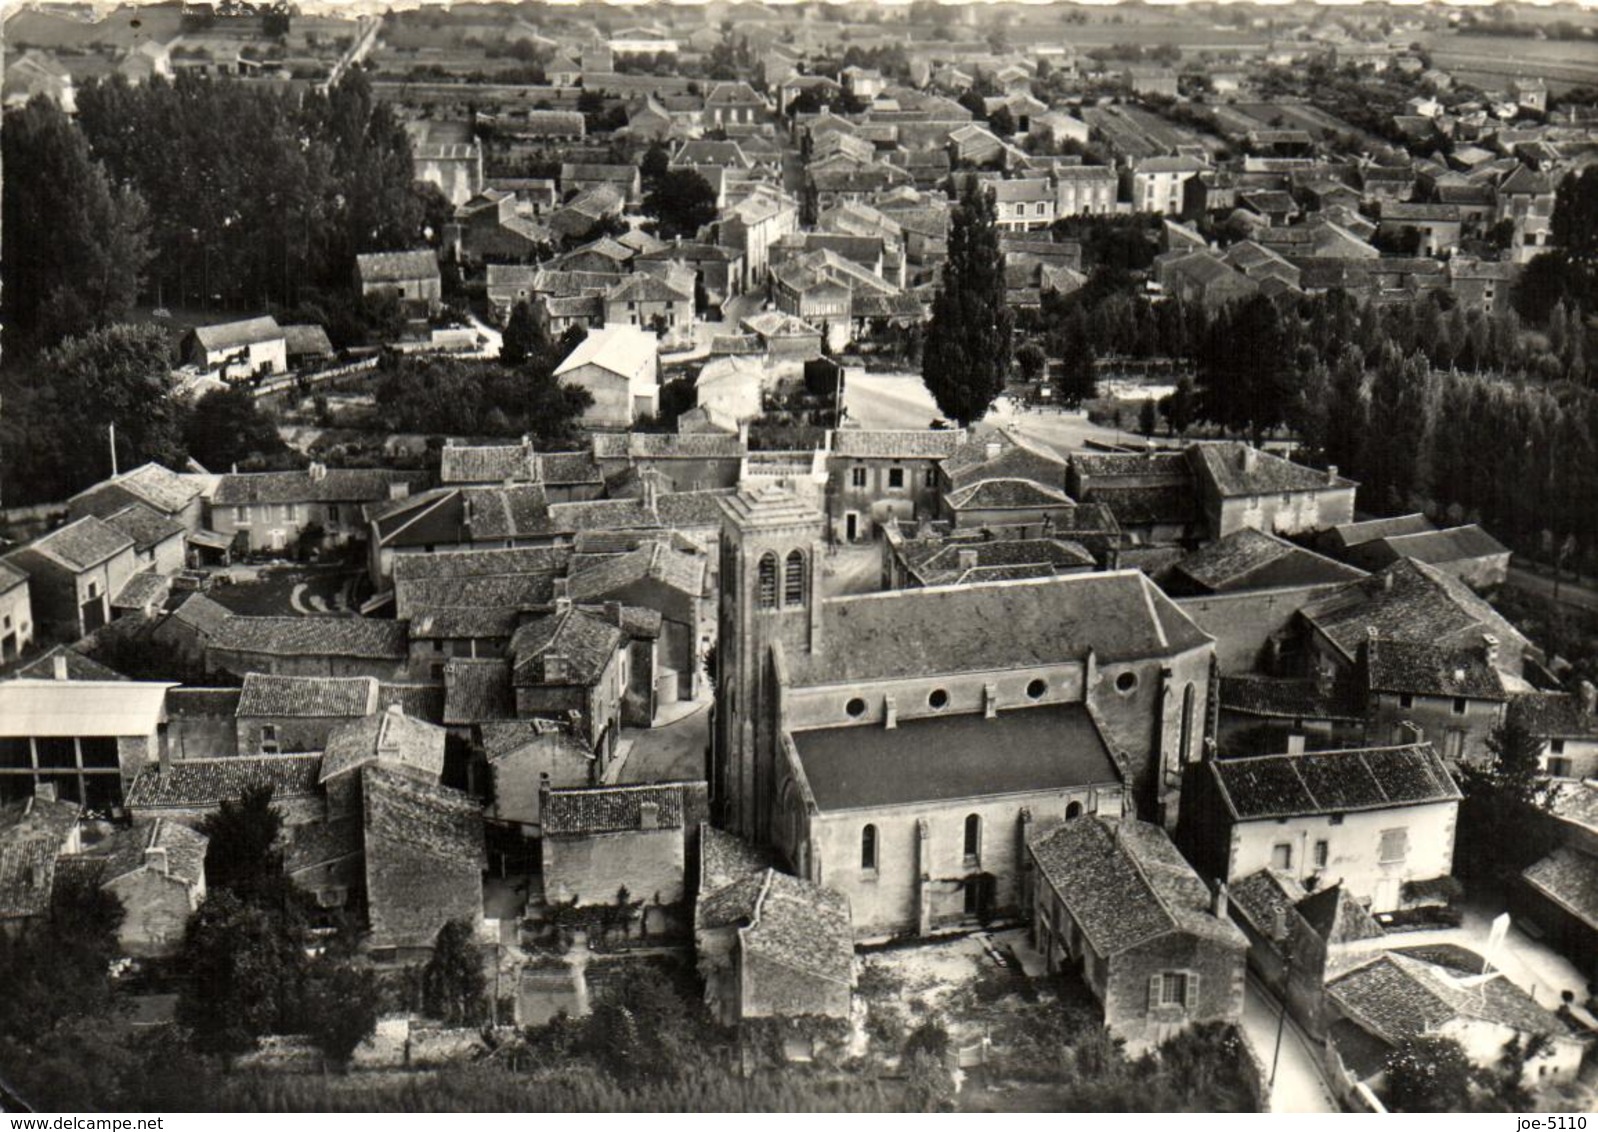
{"left": 1067, "top": 450, "right": 1200, "bottom": 547}
{"left": 704, "top": 81, "right": 765, "bottom": 129}
{"left": 541, "top": 782, "right": 708, "bottom": 920}
{"left": 882, "top": 527, "right": 1097, "bottom": 590}
{"left": 409, "top": 129, "right": 483, "bottom": 208}
{"left": 604, "top": 272, "right": 694, "bottom": 332}
{"left": 1326, "top": 953, "right": 1584, "bottom": 1093}
{"left": 282, "top": 324, "right": 335, "bottom": 369}
{"left": 1156, "top": 252, "right": 1260, "bottom": 311}
{"left": 1362, "top": 634, "right": 1508, "bottom": 765}
{"left": 826, "top": 428, "right": 967, "bottom": 543}
{"left": 553, "top": 326, "right": 660, "bottom": 429}
{"left": 1054, "top": 165, "right": 1119, "bottom": 218}
{"left": 568, "top": 538, "right": 709, "bottom": 703}
{"left": 361, "top": 764, "right": 486, "bottom": 960}
{"left": 388, "top": 546, "right": 568, "bottom": 620}
{"left": 1179, "top": 743, "right": 1462, "bottom": 916}
{"left": 991, "top": 178, "right": 1056, "bottom": 231}
{"left": 1495, "top": 166, "right": 1554, "bottom": 265}
{"left": 101, "top": 503, "right": 187, "bottom": 576}
{"left": 479, "top": 718, "right": 594, "bottom": 834}
{"left": 208, "top": 465, "right": 419, "bottom": 555}
{"left": 0, "top": 787, "right": 81, "bottom": 936}
{"left": 355, "top": 250, "right": 442, "bottom": 317}
{"left": 205, "top": 615, "right": 410, "bottom": 682}
{"left": 635, "top": 241, "right": 744, "bottom": 308}
{"left": 67, "top": 463, "right": 204, "bottom": 535}
{"left": 76, "top": 819, "right": 208, "bottom": 957}
{"left": 695, "top": 827, "right": 853, "bottom": 1029}
{"left": 1513, "top": 686, "right": 1598, "bottom": 780}
{"left": 182, "top": 316, "right": 288, "bottom": 379}
{"left": 717, "top": 488, "right": 1218, "bottom": 936}
{"left": 1190, "top": 443, "right": 1357, "bottom": 540}
{"left": 1339, "top": 525, "right": 1511, "bottom": 593}
{"left": 439, "top": 438, "right": 540, "bottom": 487}
{"left": 234, "top": 672, "right": 379, "bottom": 756}
{"left": 1162, "top": 529, "right": 1366, "bottom": 599}
{"left": 716, "top": 186, "right": 800, "bottom": 288}
{"left": 1377, "top": 202, "right": 1463, "bottom": 257}
{"left": 1028, "top": 816, "right": 1248, "bottom": 1053}
{"left": 5, "top": 516, "right": 138, "bottom": 639}
{"left": 1132, "top": 158, "right": 1208, "bottom": 215}
{"left": 123, "top": 752, "right": 325, "bottom": 828}
{"left": 0, "top": 563, "right": 34, "bottom": 663}
{"left": 560, "top": 163, "right": 642, "bottom": 206}
{"left": 0, "top": 678, "right": 173, "bottom": 810}
{"left": 508, "top": 602, "right": 632, "bottom": 770}
{"left": 1447, "top": 258, "right": 1518, "bottom": 317}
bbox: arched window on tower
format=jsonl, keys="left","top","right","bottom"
{"left": 757, "top": 552, "right": 778, "bottom": 609}
{"left": 784, "top": 549, "right": 806, "bottom": 607}
{"left": 861, "top": 824, "right": 878, "bottom": 871}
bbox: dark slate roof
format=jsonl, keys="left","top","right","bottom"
{"left": 212, "top": 616, "right": 408, "bottom": 659}
{"left": 739, "top": 870, "right": 854, "bottom": 987}
{"left": 791, "top": 704, "right": 1120, "bottom": 813}
{"left": 785, "top": 572, "right": 1210, "bottom": 687}
{"left": 17, "top": 515, "right": 134, "bottom": 571}
{"left": 212, "top": 469, "right": 421, "bottom": 506}
{"left": 1030, "top": 817, "right": 1247, "bottom": 957}
{"left": 1206, "top": 743, "right": 1460, "bottom": 822}
{"left": 542, "top": 783, "right": 688, "bottom": 835}
{"left": 236, "top": 673, "right": 378, "bottom": 719}
{"left": 1219, "top": 676, "right": 1364, "bottom": 722}
{"left": 442, "top": 658, "right": 513, "bottom": 725}
{"left": 509, "top": 606, "right": 624, "bottom": 687}
{"left": 0, "top": 794, "right": 82, "bottom": 920}
{"left": 1365, "top": 637, "right": 1506, "bottom": 700}
{"left": 1523, "top": 846, "right": 1598, "bottom": 930}
{"left": 1191, "top": 443, "right": 1354, "bottom": 497}
{"left": 1172, "top": 528, "right": 1365, "bottom": 593}
{"left": 125, "top": 754, "right": 324, "bottom": 810}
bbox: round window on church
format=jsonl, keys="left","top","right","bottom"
{"left": 846, "top": 697, "right": 867, "bottom": 719}
{"left": 1026, "top": 678, "right": 1047, "bottom": 701}
{"left": 928, "top": 688, "right": 949, "bottom": 711}
{"left": 1115, "top": 671, "right": 1139, "bottom": 695}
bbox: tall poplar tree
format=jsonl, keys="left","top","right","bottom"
{"left": 922, "top": 180, "right": 1013, "bottom": 427}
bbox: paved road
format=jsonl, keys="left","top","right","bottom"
{"left": 1506, "top": 565, "right": 1598, "bottom": 615}
{"left": 842, "top": 371, "right": 1126, "bottom": 457}
{"left": 1239, "top": 976, "right": 1340, "bottom": 1113}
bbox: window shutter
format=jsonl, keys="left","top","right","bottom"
{"left": 1148, "top": 973, "right": 1163, "bottom": 1012}
{"left": 1185, "top": 972, "right": 1201, "bottom": 1012}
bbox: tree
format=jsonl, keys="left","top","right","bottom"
{"left": 184, "top": 387, "right": 292, "bottom": 472}
{"left": 1057, "top": 341, "right": 1098, "bottom": 408}
{"left": 175, "top": 890, "right": 307, "bottom": 1058}
{"left": 1015, "top": 341, "right": 1047, "bottom": 383}
{"left": 1138, "top": 396, "right": 1158, "bottom": 438}
{"left": 642, "top": 169, "right": 718, "bottom": 239}
{"left": 1384, "top": 1034, "right": 1474, "bottom": 1113}
{"left": 988, "top": 105, "right": 1017, "bottom": 137}
{"left": 500, "top": 300, "right": 547, "bottom": 366}
{"left": 305, "top": 960, "right": 380, "bottom": 1070}
{"left": 1456, "top": 707, "right": 1559, "bottom": 886}
{"left": 922, "top": 181, "right": 1014, "bottom": 426}
{"left": 2, "top": 97, "right": 151, "bottom": 353}
{"left": 640, "top": 143, "right": 671, "bottom": 189}
{"left": 200, "top": 785, "right": 285, "bottom": 900}
{"left": 1162, "top": 373, "right": 1198, "bottom": 436}
{"left": 421, "top": 919, "right": 488, "bottom": 1026}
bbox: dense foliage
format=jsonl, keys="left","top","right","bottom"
{"left": 922, "top": 180, "right": 1014, "bottom": 426}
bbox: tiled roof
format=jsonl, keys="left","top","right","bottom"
{"left": 0, "top": 794, "right": 81, "bottom": 920}
{"left": 1173, "top": 528, "right": 1365, "bottom": 593}
{"left": 1206, "top": 743, "right": 1461, "bottom": 822}
{"left": 899, "top": 536, "right": 1095, "bottom": 586}
{"left": 1324, "top": 513, "right": 1436, "bottom": 549}
{"left": 1511, "top": 691, "right": 1598, "bottom": 741}
{"left": 93, "top": 819, "right": 208, "bottom": 887}
{"left": 169, "top": 593, "right": 236, "bottom": 637}
{"left": 15, "top": 645, "right": 126, "bottom": 682}
{"left": 1030, "top": 817, "right": 1247, "bottom": 957}
{"left": 1328, "top": 953, "right": 1567, "bottom": 1046}
{"left": 320, "top": 706, "right": 447, "bottom": 784}
{"left": 192, "top": 316, "right": 283, "bottom": 351}
{"left": 408, "top": 605, "right": 521, "bottom": 640}
{"left": 125, "top": 753, "right": 324, "bottom": 810}
{"left": 400, "top": 575, "right": 556, "bottom": 613}
{"left": 1523, "top": 846, "right": 1598, "bottom": 930}
{"left": 540, "top": 451, "right": 604, "bottom": 485}
{"left": 568, "top": 540, "right": 705, "bottom": 602}
{"left": 1365, "top": 637, "right": 1506, "bottom": 700}
{"left": 509, "top": 607, "right": 623, "bottom": 687}
{"left": 111, "top": 570, "right": 171, "bottom": 611}
{"left": 356, "top": 250, "right": 439, "bottom": 283}
{"left": 699, "top": 825, "right": 778, "bottom": 894}
{"left": 235, "top": 673, "right": 378, "bottom": 719}
{"left": 1192, "top": 443, "right": 1354, "bottom": 497}
{"left": 656, "top": 489, "right": 738, "bottom": 529}
{"left": 16, "top": 515, "right": 134, "bottom": 571}
{"left": 376, "top": 682, "right": 445, "bottom": 724}
{"left": 1295, "top": 882, "right": 1384, "bottom": 946}
{"left": 1366, "top": 525, "right": 1509, "bottom": 567}
{"left": 739, "top": 870, "right": 854, "bottom": 987}
{"left": 360, "top": 765, "right": 485, "bottom": 949}
{"left": 543, "top": 782, "right": 687, "bottom": 835}
{"left": 212, "top": 616, "right": 408, "bottom": 659}
{"left": 102, "top": 503, "right": 184, "bottom": 553}
{"left": 71, "top": 463, "right": 200, "bottom": 517}
{"left": 791, "top": 703, "right": 1120, "bottom": 812}
{"left": 439, "top": 442, "right": 539, "bottom": 485}
{"left": 458, "top": 485, "right": 554, "bottom": 540}
{"left": 546, "top": 497, "right": 661, "bottom": 535}
{"left": 283, "top": 814, "right": 363, "bottom": 875}
{"left": 831, "top": 429, "right": 965, "bottom": 460}
{"left": 282, "top": 324, "right": 334, "bottom": 357}
{"left": 392, "top": 545, "right": 569, "bottom": 582}
{"left": 1219, "top": 676, "right": 1364, "bottom": 722}
{"left": 212, "top": 469, "right": 421, "bottom": 506}
{"left": 785, "top": 571, "right": 1210, "bottom": 687}
{"left": 946, "top": 478, "right": 1074, "bottom": 511}
{"left": 442, "top": 658, "right": 513, "bottom": 725}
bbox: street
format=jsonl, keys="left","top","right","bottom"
{"left": 1239, "top": 975, "right": 1340, "bottom": 1114}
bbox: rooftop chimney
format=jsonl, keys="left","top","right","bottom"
{"left": 1482, "top": 634, "right": 1500, "bottom": 669}
{"left": 1580, "top": 679, "right": 1598, "bottom": 717}
{"left": 638, "top": 800, "right": 660, "bottom": 830}
{"left": 1327, "top": 464, "right": 1339, "bottom": 485}
{"left": 985, "top": 440, "right": 1002, "bottom": 462}
{"left": 957, "top": 548, "right": 979, "bottom": 575}
{"left": 1271, "top": 905, "right": 1289, "bottom": 943}
{"left": 1396, "top": 720, "right": 1423, "bottom": 746}
{"left": 606, "top": 600, "right": 625, "bottom": 628}
{"left": 984, "top": 682, "right": 998, "bottom": 719}
{"left": 34, "top": 781, "right": 57, "bottom": 804}
{"left": 1286, "top": 733, "right": 1306, "bottom": 756}
{"left": 552, "top": 577, "right": 569, "bottom": 601}
{"left": 51, "top": 653, "right": 68, "bottom": 681}
{"left": 1212, "top": 880, "right": 1229, "bottom": 921}
{"left": 143, "top": 845, "right": 169, "bottom": 875}
{"left": 544, "top": 653, "right": 569, "bottom": 684}
{"left": 884, "top": 695, "right": 898, "bottom": 730}
{"left": 308, "top": 461, "right": 328, "bottom": 482}
{"left": 1240, "top": 445, "right": 1258, "bottom": 473}
{"left": 388, "top": 480, "right": 410, "bottom": 501}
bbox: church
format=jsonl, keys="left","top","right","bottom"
{"left": 712, "top": 485, "right": 1220, "bottom": 940}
